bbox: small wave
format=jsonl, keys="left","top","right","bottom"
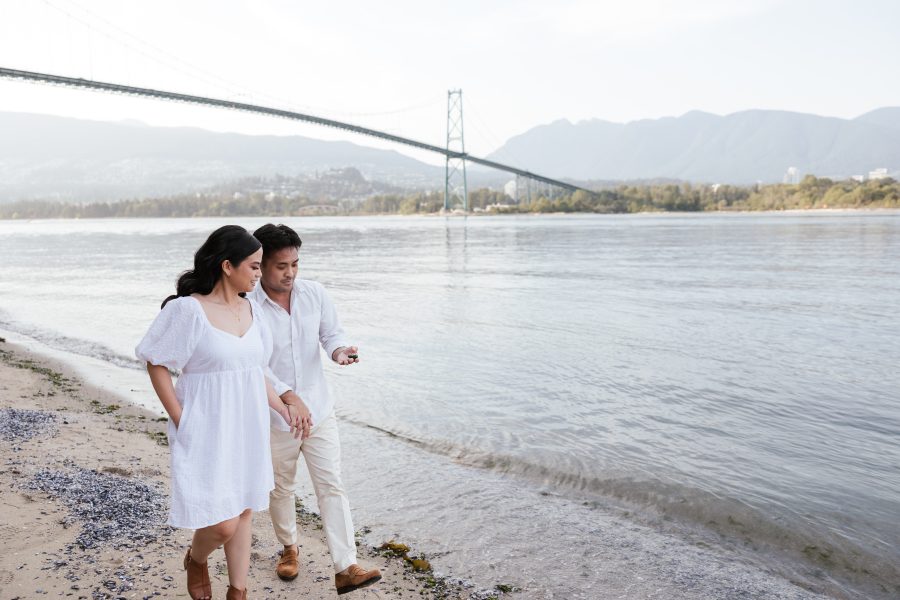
{"left": 0, "top": 316, "right": 143, "bottom": 371}
{"left": 344, "top": 417, "right": 900, "bottom": 599}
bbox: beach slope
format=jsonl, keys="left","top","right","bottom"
{"left": 0, "top": 341, "right": 469, "bottom": 599}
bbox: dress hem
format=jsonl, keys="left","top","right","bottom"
{"left": 167, "top": 495, "right": 271, "bottom": 530}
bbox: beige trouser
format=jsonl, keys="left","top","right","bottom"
{"left": 269, "top": 414, "right": 357, "bottom": 572}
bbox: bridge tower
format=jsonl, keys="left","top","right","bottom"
{"left": 444, "top": 89, "right": 468, "bottom": 212}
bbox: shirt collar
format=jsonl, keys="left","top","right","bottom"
{"left": 257, "top": 283, "right": 285, "bottom": 308}
{"left": 258, "top": 280, "right": 304, "bottom": 308}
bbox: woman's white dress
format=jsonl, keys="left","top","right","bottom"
{"left": 135, "top": 295, "right": 275, "bottom": 529}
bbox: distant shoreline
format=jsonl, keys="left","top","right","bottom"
{"left": 2, "top": 206, "right": 899, "bottom": 220}
{"left": 1, "top": 175, "right": 897, "bottom": 218}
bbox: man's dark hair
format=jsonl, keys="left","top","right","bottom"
{"left": 253, "top": 223, "right": 302, "bottom": 259}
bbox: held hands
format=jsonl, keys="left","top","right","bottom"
{"left": 281, "top": 390, "right": 312, "bottom": 440}
{"left": 278, "top": 404, "right": 304, "bottom": 440}
{"left": 282, "top": 404, "right": 302, "bottom": 440}
{"left": 332, "top": 345, "right": 360, "bottom": 366}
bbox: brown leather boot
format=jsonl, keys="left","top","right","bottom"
{"left": 276, "top": 545, "right": 300, "bottom": 581}
{"left": 183, "top": 546, "right": 212, "bottom": 600}
{"left": 335, "top": 564, "right": 382, "bottom": 595}
{"left": 225, "top": 585, "right": 247, "bottom": 600}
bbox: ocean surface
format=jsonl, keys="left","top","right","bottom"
{"left": 0, "top": 213, "right": 898, "bottom": 599}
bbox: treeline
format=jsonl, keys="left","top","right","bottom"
{"left": 1, "top": 176, "right": 897, "bottom": 219}
{"left": 507, "top": 176, "right": 900, "bottom": 213}
{"left": 0, "top": 194, "right": 343, "bottom": 219}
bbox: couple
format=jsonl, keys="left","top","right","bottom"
{"left": 135, "top": 223, "right": 381, "bottom": 599}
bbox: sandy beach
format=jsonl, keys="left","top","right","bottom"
{"left": 0, "top": 339, "right": 491, "bottom": 600}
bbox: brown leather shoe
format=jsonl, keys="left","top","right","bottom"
{"left": 276, "top": 545, "right": 300, "bottom": 581}
{"left": 183, "top": 546, "right": 212, "bottom": 600}
{"left": 225, "top": 585, "right": 247, "bottom": 600}
{"left": 335, "top": 564, "right": 382, "bottom": 595}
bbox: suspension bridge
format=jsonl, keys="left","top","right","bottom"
{"left": 0, "top": 66, "right": 594, "bottom": 210}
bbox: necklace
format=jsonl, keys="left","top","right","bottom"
{"left": 225, "top": 302, "right": 242, "bottom": 324}
{"left": 210, "top": 297, "right": 242, "bottom": 324}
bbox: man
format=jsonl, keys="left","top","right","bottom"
{"left": 249, "top": 223, "right": 382, "bottom": 595}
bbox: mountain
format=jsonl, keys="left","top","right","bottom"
{"left": 854, "top": 107, "right": 900, "bottom": 131}
{"left": 0, "top": 112, "right": 450, "bottom": 202}
{"left": 487, "top": 108, "right": 900, "bottom": 184}
{"left": 5, "top": 108, "right": 899, "bottom": 202}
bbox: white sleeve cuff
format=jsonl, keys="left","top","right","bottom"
{"left": 325, "top": 341, "right": 350, "bottom": 362}
{"left": 273, "top": 380, "right": 292, "bottom": 396}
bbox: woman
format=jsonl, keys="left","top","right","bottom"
{"left": 136, "top": 225, "right": 300, "bottom": 600}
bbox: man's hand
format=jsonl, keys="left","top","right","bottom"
{"left": 281, "top": 390, "right": 313, "bottom": 439}
{"left": 279, "top": 403, "right": 302, "bottom": 439}
{"left": 332, "top": 345, "right": 360, "bottom": 366}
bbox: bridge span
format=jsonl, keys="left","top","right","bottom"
{"left": 0, "top": 67, "right": 593, "bottom": 197}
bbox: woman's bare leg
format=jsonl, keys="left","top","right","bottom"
{"left": 190, "top": 514, "right": 241, "bottom": 562}
{"left": 184, "top": 515, "right": 240, "bottom": 600}
{"left": 223, "top": 509, "right": 253, "bottom": 590}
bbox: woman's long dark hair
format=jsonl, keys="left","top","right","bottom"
{"left": 161, "top": 225, "right": 262, "bottom": 308}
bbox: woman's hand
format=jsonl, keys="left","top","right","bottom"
{"left": 281, "top": 391, "right": 312, "bottom": 440}
{"left": 147, "top": 363, "right": 183, "bottom": 429}
{"left": 265, "top": 380, "right": 312, "bottom": 440}
{"left": 279, "top": 403, "right": 302, "bottom": 439}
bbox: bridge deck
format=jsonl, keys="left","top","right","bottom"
{"left": 0, "top": 66, "right": 593, "bottom": 195}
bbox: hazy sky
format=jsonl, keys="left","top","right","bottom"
{"left": 1, "top": 0, "right": 898, "bottom": 165}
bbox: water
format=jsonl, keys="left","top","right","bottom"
{"left": 1, "top": 213, "right": 898, "bottom": 599}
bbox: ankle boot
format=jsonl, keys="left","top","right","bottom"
{"left": 183, "top": 547, "right": 212, "bottom": 600}
{"left": 226, "top": 585, "right": 247, "bottom": 600}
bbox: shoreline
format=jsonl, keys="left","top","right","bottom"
{"left": 0, "top": 318, "right": 894, "bottom": 599}
{"left": 1, "top": 207, "right": 899, "bottom": 221}
{"left": 0, "top": 339, "right": 498, "bottom": 599}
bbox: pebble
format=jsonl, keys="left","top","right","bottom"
{"left": 0, "top": 408, "right": 58, "bottom": 442}
{"left": 22, "top": 466, "right": 168, "bottom": 550}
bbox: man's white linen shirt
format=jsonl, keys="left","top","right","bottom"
{"left": 250, "top": 279, "right": 349, "bottom": 430}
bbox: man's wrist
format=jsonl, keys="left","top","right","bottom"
{"left": 331, "top": 346, "right": 346, "bottom": 362}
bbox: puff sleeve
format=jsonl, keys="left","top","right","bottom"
{"left": 135, "top": 297, "right": 204, "bottom": 371}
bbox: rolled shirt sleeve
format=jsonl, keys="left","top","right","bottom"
{"left": 266, "top": 366, "right": 293, "bottom": 396}
{"left": 317, "top": 285, "right": 350, "bottom": 361}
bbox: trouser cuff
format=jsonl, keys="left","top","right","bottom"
{"left": 334, "top": 552, "right": 358, "bottom": 573}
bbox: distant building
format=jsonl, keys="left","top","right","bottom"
{"left": 504, "top": 179, "right": 517, "bottom": 201}
{"left": 783, "top": 167, "right": 800, "bottom": 184}
{"left": 851, "top": 175, "right": 865, "bottom": 183}
{"left": 868, "top": 168, "right": 889, "bottom": 180}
